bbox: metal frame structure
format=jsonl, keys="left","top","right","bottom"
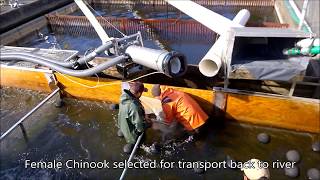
{"left": 222, "top": 27, "right": 317, "bottom": 96}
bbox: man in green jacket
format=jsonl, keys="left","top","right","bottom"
{"left": 118, "top": 81, "right": 147, "bottom": 153}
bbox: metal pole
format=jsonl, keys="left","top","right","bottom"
{"left": 0, "top": 88, "right": 60, "bottom": 141}
{"left": 119, "top": 133, "right": 144, "bottom": 180}
{"left": 298, "top": 0, "right": 309, "bottom": 30}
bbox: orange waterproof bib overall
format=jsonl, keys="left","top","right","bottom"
{"left": 160, "top": 86, "right": 208, "bottom": 131}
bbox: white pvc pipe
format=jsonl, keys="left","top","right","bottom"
{"left": 232, "top": 9, "right": 251, "bottom": 27}
{"left": 125, "top": 45, "right": 185, "bottom": 76}
{"left": 166, "top": 0, "right": 250, "bottom": 77}
{"left": 199, "top": 9, "right": 250, "bottom": 77}
{"left": 166, "top": 0, "right": 241, "bottom": 35}
{"left": 126, "top": 45, "right": 169, "bottom": 72}
{"left": 74, "top": 0, "right": 112, "bottom": 43}
{"left": 198, "top": 36, "right": 225, "bottom": 77}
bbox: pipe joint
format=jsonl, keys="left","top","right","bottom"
{"left": 162, "top": 51, "right": 187, "bottom": 77}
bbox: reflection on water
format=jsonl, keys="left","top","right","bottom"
{"left": 0, "top": 87, "right": 49, "bottom": 134}
{"left": 1, "top": 88, "right": 319, "bottom": 179}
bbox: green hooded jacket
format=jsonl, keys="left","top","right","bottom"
{"left": 118, "top": 89, "right": 145, "bottom": 144}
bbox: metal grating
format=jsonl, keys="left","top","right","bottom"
{"left": 92, "top": 0, "right": 275, "bottom": 8}
{"left": 46, "top": 15, "right": 288, "bottom": 43}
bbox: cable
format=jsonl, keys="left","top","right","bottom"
{"left": 57, "top": 71, "right": 164, "bottom": 89}
{"left": 83, "top": 0, "right": 127, "bottom": 37}
{"left": 84, "top": 48, "right": 101, "bottom": 87}
{"left": 73, "top": 48, "right": 164, "bottom": 89}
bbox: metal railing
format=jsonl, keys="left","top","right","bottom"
{"left": 0, "top": 88, "right": 60, "bottom": 141}
{"left": 119, "top": 133, "right": 144, "bottom": 180}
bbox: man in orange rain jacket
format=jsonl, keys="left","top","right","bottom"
{"left": 151, "top": 84, "right": 208, "bottom": 133}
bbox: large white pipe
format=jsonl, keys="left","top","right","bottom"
{"left": 166, "top": 0, "right": 240, "bottom": 35}
{"left": 125, "top": 45, "right": 187, "bottom": 77}
{"left": 198, "top": 36, "right": 226, "bottom": 77}
{"left": 166, "top": 0, "right": 250, "bottom": 77}
{"left": 75, "top": 0, "right": 112, "bottom": 43}
{"left": 199, "top": 9, "right": 250, "bottom": 77}
{"left": 232, "top": 9, "right": 251, "bottom": 27}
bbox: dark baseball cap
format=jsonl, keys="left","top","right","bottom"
{"left": 129, "top": 81, "right": 148, "bottom": 94}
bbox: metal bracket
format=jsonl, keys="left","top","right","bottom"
{"left": 44, "top": 72, "right": 57, "bottom": 86}
{"left": 289, "top": 78, "right": 297, "bottom": 97}
{"left": 44, "top": 72, "right": 61, "bottom": 94}
{"left": 213, "top": 87, "right": 228, "bottom": 118}
{"left": 114, "top": 32, "right": 144, "bottom": 56}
